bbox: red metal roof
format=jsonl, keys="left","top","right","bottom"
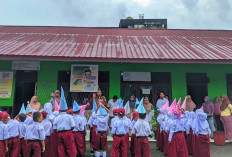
{"left": 0, "top": 26, "right": 232, "bottom": 63}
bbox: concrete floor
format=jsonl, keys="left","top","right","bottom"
{"left": 84, "top": 141, "right": 232, "bottom": 157}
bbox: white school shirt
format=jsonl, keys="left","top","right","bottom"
{"left": 132, "top": 119, "right": 151, "bottom": 137}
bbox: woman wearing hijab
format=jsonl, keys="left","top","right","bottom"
{"left": 202, "top": 96, "right": 216, "bottom": 138}
{"left": 214, "top": 97, "right": 224, "bottom": 131}
{"left": 125, "top": 95, "right": 137, "bottom": 118}
{"left": 50, "top": 90, "right": 60, "bottom": 110}
{"left": 185, "top": 95, "right": 196, "bottom": 112}
{"left": 30, "top": 96, "right": 41, "bottom": 112}
{"left": 220, "top": 95, "right": 232, "bottom": 141}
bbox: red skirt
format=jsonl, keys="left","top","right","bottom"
{"left": 125, "top": 133, "right": 130, "bottom": 152}
{"left": 186, "top": 129, "right": 194, "bottom": 155}
{"left": 130, "top": 134, "right": 136, "bottom": 157}
{"left": 167, "top": 132, "right": 188, "bottom": 157}
{"left": 91, "top": 126, "right": 97, "bottom": 149}
{"left": 163, "top": 132, "right": 169, "bottom": 155}
{"left": 135, "top": 137, "right": 151, "bottom": 157}
{"left": 0, "top": 140, "right": 6, "bottom": 157}
{"left": 194, "top": 134, "right": 210, "bottom": 157}
{"left": 159, "top": 131, "right": 164, "bottom": 152}
{"left": 156, "top": 125, "right": 161, "bottom": 148}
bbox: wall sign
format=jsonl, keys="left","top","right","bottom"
{"left": 123, "top": 72, "right": 151, "bottom": 82}
{"left": 70, "top": 65, "right": 98, "bottom": 92}
{"left": 12, "top": 60, "right": 40, "bottom": 70}
{"left": 0, "top": 71, "right": 14, "bottom": 99}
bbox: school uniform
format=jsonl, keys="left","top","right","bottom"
{"left": 94, "top": 114, "right": 109, "bottom": 151}
{"left": 156, "top": 112, "right": 165, "bottom": 151}
{"left": 164, "top": 113, "right": 174, "bottom": 156}
{"left": 132, "top": 119, "right": 152, "bottom": 157}
{"left": 24, "top": 115, "right": 33, "bottom": 125}
{"left": 0, "top": 122, "right": 9, "bottom": 156}
{"left": 124, "top": 116, "right": 131, "bottom": 152}
{"left": 53, "top": 112, "right": 77, "bottom": 157}
{"left": 194, "top": 110, "right": 211, "bottom": 157}
{"left": 6, "top": 119, "right": 20, "bottom": 157}
{"left": 88, "top": 112, "right": 98, "bottom": 149}
{"left": 110, "top": 117, "right": 130, "bottom": 157}
{"left": 18, "top": 121, "right": 27, "bottom": 157}
{"left": 168, "top": 115, "right": 188, "bottom": 157}
{"left": 41, "top": 119, "right": 53, "bottom": 157}
{"left": 129, "top": 120, "right": 136, "bottom": 157}
{"left": 72, "top": 114, "right": 85, "bottom": 157}
{"left": 24, "top": 122, "right": 45, "bottom": 157}
{"left": 81, "top": 114, "right": 87, "bottom": 152}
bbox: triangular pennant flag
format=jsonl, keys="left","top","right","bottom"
{"left": 161, "top": 101, "right": 169, "bottom": 110}
{"left": 168, "top": 98, "right": 176, "bottom": 113}
{"left": 124, "top": 102, "right": 130, "bottom": 115}
{"left": 60, "top": 86, "right": 68, "bottom": 111}
{"left": 19, "top": 103, "right": 26, "bottom": 114}
{"left": 73, "top": 100, "right": 81, "bottom": 112}
{"left": 181, "top": 98, "right": 187, "bottom": 108}
{"left": 136, "top": 98, "right": 139, "bottom": 105}
{"left": 117, "top": 98, "right": 123, "bottom": 108}
{"left": 136, "top": 97, "right": 146, "bottom": 114}
{"left": 177, "top": 97, "right": 181, "bottom": 106}
{"left": 55, "top": 99, "right": 60, "bottom": 111}
{"left": 98, "top": 103, "right": 107, "bottom": 116}
{"left": 92, "top": 99, "right": 97, "bottom": 113}
{"left": 26, "top": 103, "right": 33, "bottom": 113}
{"left": 80, "top": 103, "right": 90, "bottom": 114}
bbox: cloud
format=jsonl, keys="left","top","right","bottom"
{"left": 0, "top": 0, "right": 231, "bottom": 30}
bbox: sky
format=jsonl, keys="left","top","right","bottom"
{"left": 0, "top": 0, "right": 232, "bottom": 30}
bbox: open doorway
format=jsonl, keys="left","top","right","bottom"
{"left": 186, "top": 73, "right": 208, "bottom": 109}
{"left": 13, "top": 70, "right": 38, "bottom": 117}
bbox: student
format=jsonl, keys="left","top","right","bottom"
{"left": 110, "top": 108, "right": 119, "bottom": 129}
{"left": 130, "top": 111, "right": 139, "bottom": 157}
{"left": 124, "top": 113, "right": 131, "bottom": 152}
{"left": 41, "top": 111, "right": 53, "bottom": 157}
{"left": 72, "top": 100, "right": 86, "bottom": 157}
{"left": 168, "top": 101, "right": 188, "bottom": 157}
{"left": 87, "top": 98, "right": 97, "bottom": 155}
{"left": 110, "top": 108, "right": 130, "bottom": 157}
{"left": 194, "top": 109, "right": 211, "bottom": 157}
{"left": 132, "top": 98, "right": 152, "bottom": 157}
{"left": 53, "top": 87, "right": 77, "bottom": 157}
{"left": 43, "top": 102, "right": 56, "bottom": 123}
{"left": 3, "top": 111, "right": 20, "bottom": 157}
{"left": 0, "top": 112, "right": 9, "bottom": 156}
{"left": 24, "top": 112, "right": 45, "bottom": 157}
{"left": 94, "top": 103, "right": 110, "bottom": 157}
{"left": 17, "top": 113, "right": 27, "bottom": 157}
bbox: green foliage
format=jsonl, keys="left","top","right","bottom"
{"left": 151, "top": 106, "right": 160, "bottom": 131}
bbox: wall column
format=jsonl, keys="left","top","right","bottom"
{"left": 109, "top": 68, "right": 121, "bottom": 99}
{"left": 171, "top": 71, "right": 187, "bottom": 101}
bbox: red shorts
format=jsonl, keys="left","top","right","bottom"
{"left": 94, "top": 132, "right": 108, "bottom": 151}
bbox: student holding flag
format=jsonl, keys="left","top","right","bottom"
{"left": 124, "top": 95, "right": 139, "bottom": 118}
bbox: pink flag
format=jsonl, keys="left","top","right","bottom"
{"left": 200, "top": 106, "right": 204, "bottom": 111}
{"left": 168, "top": 98, "right": 176, "bottom": 113}
{"left": 177, "top": 97, "right": 181, "bottom": 106}
{"left": 181, "top": 98, "right": 187, "bottom": 108}
{"left": 80, "top": 103, "right": 90, "bottom": 114}
{"left": 55, "top": 99, "right": 60, "bottom": 111}
{"left": 161, "top": 101, "right": 169, "bottom": 110}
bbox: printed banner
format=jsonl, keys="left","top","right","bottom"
{"left": 70, "top": 65, "right": 98, "bottom": 92}
{"left": 0, "top": 71, "right": 14, "bottom": 98}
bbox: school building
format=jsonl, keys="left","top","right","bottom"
{"left": 0, "top": 26, "right": 232, "bottom": 116}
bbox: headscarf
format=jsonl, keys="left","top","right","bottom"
{"left": 30, "top": 96, "right": 41, "bottom": 112}
{"left": 54, "top": 90, "right": 61, "bottom": 104}
{"left": 186, "top": 95, "right": 196, "bottom": 112}
{"left": 44, "top": 102, "right": 53, "bottom": 115}
{"left": 203, "top": 96, "right": 212, "bottom": 112}
{"left": 129, "top": 95, "right": 136, "bottom": 109}
{"left": 220, "top": 95, "right": 230, "bottom": 111}
{"left": 194, "top": 109, "right": 208, "bottom": 135}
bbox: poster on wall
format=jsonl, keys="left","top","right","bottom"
{"left": 70, "top": 65, "right": 98, "bottom": 92}
{"left": 0, "top": 71, "right": 14, "bottom": 99}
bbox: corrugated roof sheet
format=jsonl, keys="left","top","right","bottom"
{"left": 0, "top": 26, "right": 232, "bottom": 63}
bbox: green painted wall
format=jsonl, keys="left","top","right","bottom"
{"left": 0, "top": 60, "right": 231, "bottom": 107}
